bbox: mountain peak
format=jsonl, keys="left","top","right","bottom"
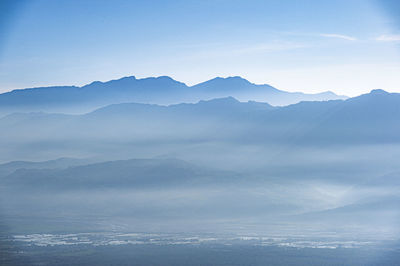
{"left": 118, "top": 75, "right": 137, "bottom": 81}
{"left": 218, "top": 76, "right": 251, "bottom": 82}
{"left": 370, "top": 89, "right": 388, "bottom": 95}
{"left": 139, "top": 76, "right": 187, "bottom": 87}
{"left": 208, "top": 76, "right": 252, "bottom": 85}
{"left": 198, "top": 96, "right": 240, "bottom": 105}
{"left": 83, "top": 76, "right": 137, "bottom": 88}
{"left": 154, "top": 75, "right": 176, "bottom": 81}
{"left": 191, "top": 76, "right": 255, "bottom": 91}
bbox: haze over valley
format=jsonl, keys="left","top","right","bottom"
{"left": 1, "top": 74, "right": 399, "bottom": 265}
{"left": 1, "top": 1, "right": 400, "bottom": 264}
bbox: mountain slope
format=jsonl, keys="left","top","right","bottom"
{"left": 191, "top": 76, "right": 347, "bottom": 105}
{"left": 2, "top": 158, "right": 237, "bottom": 190}
{"left": 0, "top": 157, "right": 97, "bottom": 177}
{"left": 1, "top": 90, "right": 399, "bottom": 146}
{"left": 0, "top": 90, "right": 398, "bottom": 164}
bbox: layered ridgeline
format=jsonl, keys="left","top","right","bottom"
{"left": 0, "top": 89, "right": 398, "bottom": 163}
{"left": 2, "top": 156, "right": 399, "bottom": 235}
{"left": 0, "top": 76, "right": 347, "bottom": 115}
{"left": 0, "top": 89, "right": 399, "bottom": 236}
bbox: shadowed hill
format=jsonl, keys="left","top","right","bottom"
{"left": 1, "top": 158, "right": 240, "bottom": 190}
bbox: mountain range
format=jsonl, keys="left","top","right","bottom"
{"left": 0, "top": 89, "right": 399, "bottom": 168}
{"left": 0, "top": 82, "right": 399, "bottom": 237}
{"left": 0, "top": 75, "right": 347, "bottom": 115}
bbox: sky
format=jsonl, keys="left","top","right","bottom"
{"left": 0, "top": 0, "right": 400, "bottom": 96}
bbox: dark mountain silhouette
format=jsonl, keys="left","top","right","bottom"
{"left": 0, "top": 75, "right": 347, "bottom": 115}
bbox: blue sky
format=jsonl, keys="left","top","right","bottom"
{"left": 0, "top": 0, "right": 400, "bottom": 96}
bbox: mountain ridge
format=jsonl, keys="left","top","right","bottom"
{"left": 0, "top": 75, "right": 348, "bottom": 116}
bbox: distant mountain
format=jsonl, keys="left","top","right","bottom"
{"left": 2, "top": 158, "right": 237, "bottom": 190}
{"left": 0, "top": 90, "right": 398, "bottom": 164}
{"left": 89, "top": 96, "right": 274, "bottom": 119}
{"left": 0, "top": 76, "right": 188, "bottom": 115}
{"left": 191, "top": 76, "right": 346, "bottom": 105}
{"left": 0, "top": 157, "right": 98, "bottom": 177}
{"left": 0, "top": 75, "right": 347, "bottom": 115}
{"left": 0, "top": 90, "right": 398, "bottom": 145}
{"left": 1, "top": 90, "right": 400, "bottom": 236}
{"left": 296, "top": 89, "right": 400, "bottom": 145}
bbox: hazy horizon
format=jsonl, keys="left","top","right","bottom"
{"left": 1, "top": 1, "right": 400, "bottom": 265}
{"left": 1, "top": 0, "right": 400, "bottom": 96}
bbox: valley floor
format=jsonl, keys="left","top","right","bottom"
{"left": 2, "top": 231, "right": 400, "bottom": 266}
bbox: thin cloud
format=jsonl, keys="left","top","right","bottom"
{"left": 320, "top": 33, "right": 357, "bottom": 41}
{"left": 376, "top": 34, "right": 400, "bottom": 42}
{"left": 176, "top": 41, "right": 308, "bottom": 61}
{"left": 233, "top": 42, "right": 307, "bottom": 54}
